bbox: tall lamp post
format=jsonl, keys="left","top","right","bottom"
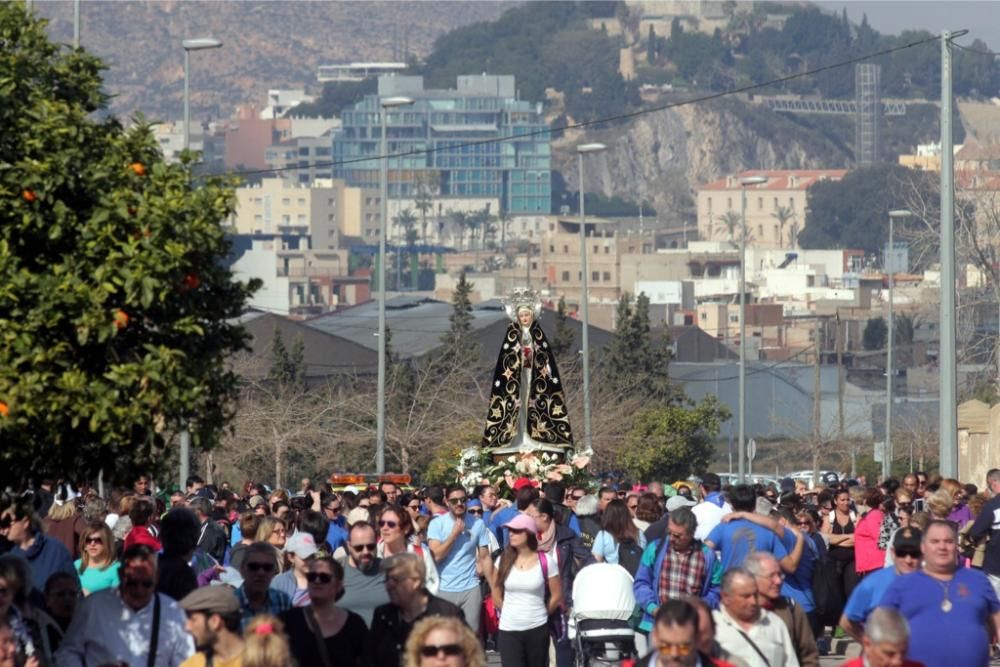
{"left": 738, "top": 175, "right": 768, "bottom": 483}
{"left": 577, "top": 143, "right": 607, "bottom": 454}
{"left": 376, "top": 96, "right": 414, "bottom": 474}
{"left": 182, "top": 38, "right": 222, "bottom": 152}
{"left": 178, "top": 37, "right": 221, "bottom": 488}
{"left": 885, "top": 209, "right": 913, "bottom": 479}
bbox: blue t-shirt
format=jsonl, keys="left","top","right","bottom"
{"left": 427, "top": 513, "right": 490, "bottom": 592}
{"left": 325, "top": 522, "right": 347, "bottom": 552}
{"left": 705, "top": 519, "right": 788, "bottom": 573}
{"left": 879, "top": 569, "right": 1000, "bottom": 666}
{"left": 73, "top": 560, "right": 120, "bottom": 595}
{"left": 591, "top": 530, "right": 647, "bottom": 564}
{"left": 780, "top": 530, "right": 816, "bottom": 612}
{"left": 844, "top": 565, "right": 897, "bottom": 622}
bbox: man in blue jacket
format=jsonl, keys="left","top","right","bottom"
{"left": 633, "top": 506, "right": 722, "bottom": 640}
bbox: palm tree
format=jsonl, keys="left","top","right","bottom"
{"left": 787, "top": 220, "right": 801, "bottom": 248}
{"left": 715, "top": 211, "right": 743, "bottom": 245}
{"left": 413, "top": 171, "right": 439, "bottom": 244}
{"left": 394, "top": 208, "right": 418, "bottom": 246}
{"left": 771, "top": 205, "right": 795, "bottom": 247}
{"left": 446, "top": 209, "right": 468, "bottom": 250}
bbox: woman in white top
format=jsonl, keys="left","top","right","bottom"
{"left": 376, "top": 504, "right": 440, "bottom": 594}
{"left": 490, "top": 513, "right": 562, "bottom": 667}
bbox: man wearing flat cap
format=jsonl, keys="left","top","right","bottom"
{"left": 179, "top": 586, "right": 246, "bottom": 667}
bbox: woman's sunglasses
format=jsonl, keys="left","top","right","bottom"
{"left": 378, "top": 520, "right": 398, "bottom": 529}
{"left": 420, "top": 644, "right": 462, "bottom": 658}
{"left": 86, "top": 537, "right": 103, "bottom": 545}
{"left": 468, "top": 508, "right": 483, "bottom": 515}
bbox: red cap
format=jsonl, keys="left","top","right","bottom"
{"left": 513, "top": 477, "right": 538, "bottom": 491}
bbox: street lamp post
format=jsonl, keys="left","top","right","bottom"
{"left": 738, "top": 175, "right": 767, "bottom": 484}
{"left": 377, "top": 96, "right": 414, "bottom": 474}
{"left": 182, "top": 38, "right": 222, "bottom": 152}
{"left": 577, "top": 143, "right": 607, "bottom": 454}
{"left": 178, "top": 38, "right": 221, "bottom": 489}
{"left": 885, "top": 209, "right": 913, "bottom": 479}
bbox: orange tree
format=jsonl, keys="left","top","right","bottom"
{"left": 0, "top": 4, "right": 259, "bottom": 485}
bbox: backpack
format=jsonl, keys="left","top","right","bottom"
{"left": 617, "top": 537, "right": 643, "bottom": 577}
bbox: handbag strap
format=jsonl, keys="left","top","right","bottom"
{"left": 146, "top": 594, "right": 161, "bottom": 667}
{"left": 733, "top": 626, "right": 771, "bottom": 667}
{"left": 303, "top": 605, "right": 334, "bottom": 667}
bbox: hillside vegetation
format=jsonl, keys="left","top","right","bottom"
{"left": 33, "top": 0, "right": 511, "bottom": 119}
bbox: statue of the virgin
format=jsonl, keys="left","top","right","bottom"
{"left": 482, "top": 288, "right": 573, "bottom": 456}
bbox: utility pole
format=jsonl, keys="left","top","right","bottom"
{"left": 813, "top": 318, "right": 823, "bottom": 488}
{"left": 939, "top": 30, "right": 960, "bottom": 478}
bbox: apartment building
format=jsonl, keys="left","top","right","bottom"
{"left": 696, "top": 170, "right": 847, "bottom": 249}
{"left": 332, "top": 74, "right": 551, "bottom": 216}
{"left": 231, "top": 178, "right": 383, "bottom": 246}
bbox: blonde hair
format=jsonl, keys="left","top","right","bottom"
{"left": 255, "top": 516, "right": 285, "bottom": 542}
{"left": 381, "top": 552, "right": 426, "bottom": 585}
{"left": 926, "top": 489, "right": 954, "bottom": 520}
{"left": 403, "top": 616, "right": 485, "bottom": 667}
{"left": 939, "top": 478, "right": 962, "bottom": 497}
{"left": 77, "top": 522, "right": 114, "bottom": 572}
{"left": 243, "top": 615, "right": 291, "bottom": 667}
{"left": 47, "top": 501, "right": 77, "bottom": 522}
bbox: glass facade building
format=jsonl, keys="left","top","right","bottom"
{"left": 332, "top": 75, "right": 551, "bottom": 214}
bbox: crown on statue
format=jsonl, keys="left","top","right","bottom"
{"left": 504, "top": 287, "right": 542, "bottom": 323}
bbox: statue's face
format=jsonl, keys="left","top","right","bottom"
{"left": 518, "top": 308, "right": 533, "bottom": 327}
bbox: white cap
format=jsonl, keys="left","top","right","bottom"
{"left": 666, "top": 496, "right": 696, "bottom": 513}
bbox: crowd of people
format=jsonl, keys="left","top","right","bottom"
{"left": 0, "top": 468, "right": 997, "bottom": 666}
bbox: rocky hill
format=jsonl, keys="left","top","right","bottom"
{"left": 33, "top": 0, "right": 511, "bottom": 119}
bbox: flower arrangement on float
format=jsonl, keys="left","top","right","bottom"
{"left": 456, "top": 447, "right": 593, "bottom": 493}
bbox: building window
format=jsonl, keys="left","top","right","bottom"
{"left": 604, "top": 246, "right": 610, "bottom": 254}
{"left": 730, "top": 314, "right": 739, "bottom": 323}
{"left": 757, "top": 197, "right": 763, "bottom": 210}
{"left": 561, "top": 271, "right": 570, "bottom": 281}
{"left": 758, "top": 225, "right": 763, "bottom": 237}
{"left": 593, "top": 245, "right": 598, "bottom": 253}
{"left": 563, "top": 245, "right": 569, "bottom": 253}
{"left": 727, "top": 197, "right": 732, "bottom": 209}
{"left": 297, "top": 198, "right": 306, "bottom": 206}
{"left": 328, "top": 198, "right": 335, "bottom": 205}
{"left": 602, "top": 271, "right": 611, "bottom": 281}
{"left": 707, "top": 197, "right": 712, "bottom": 212}
{"left": 282, "top": 198, "right": 290, "bottom": 205}
{"left": 549, "top": 245, "right": 555, "bottom": 252}
{"left": 773, "top": 197, "right": 778, "bottom": 209}
{"left": 591, "top": 271, "right": 599, "bottom": 281}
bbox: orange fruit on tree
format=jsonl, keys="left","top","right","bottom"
{"left": 130, "top": 162, "right": 146, "bottom": 176}
{"left": 21, "top": 190, "right": 36, "bottom": 202}
{"left": 113, "top": 309, "right": 129, "bottom": 330}
{"left": 182, "top": 273, "right": 201, "bottom": 291}
{"left": 0, "top": 402, "right": 8, "bottom": 418}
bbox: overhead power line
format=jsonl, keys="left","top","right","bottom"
{"left": 216, "top": 33, "right": 944, "bottom": 179}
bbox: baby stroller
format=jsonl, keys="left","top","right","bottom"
{"left": 568, "top": 562, "right": 638, "bottom": 666}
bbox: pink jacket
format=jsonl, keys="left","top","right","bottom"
{"left": 853, "top": 508, "right": 885, "bottom": 574}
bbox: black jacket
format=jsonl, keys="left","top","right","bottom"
{"left": 197, "top": 520, "right": 227, "bottom": 563}
{"left": 368, "top": 592, "right": 465, "bottom": 667}
{"left": 554, "top": 523, "right": 593, "bottom": 607}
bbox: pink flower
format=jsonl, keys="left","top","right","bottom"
{"left": 556, "top": 464, "right": 572, "bottom": 474}
{"left": 546, "top": 470, "right": 564, "bottom": 481}
{"left": 572, "top": 455, "right": 591, "bottom": 469}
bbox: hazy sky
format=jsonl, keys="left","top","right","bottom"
{"left": 814, "top": 1, "right": 1000, "bottom": 48}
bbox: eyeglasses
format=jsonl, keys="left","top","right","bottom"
{"left": 378, "top": 520, "right": 398, "bottom": 529}
{"left": 627, "top": 504, "right": 638, "bottom": 510}
{"left": 447, "top": 496, "right": 467, "bottom": 505}
{"left": 616, "top": 491, "right": 627, "bottom": 498}
{"left": 325, "top": 506, "right": 341, "bottom": 514}
{"left": 508, "top": 527, "right": 528, "bottom": 535}
{"left": 408, "top": 503, "right": 421, "bottom": 510}
{"left": 657, "top": 642, "right": 693, "bottom": 657}
{"left": 897, "top": 504, "right": 913, "bottom": 513}
{"left": 420, "top": 644, "right": 462, "bottom": 658}
{"left": 86, "top": 537, "right": 103, "bottom": 545}
{"left": 895, "top": 549, "right": 921, "bottom": 559}
{"left": 306, "top": 572, "right": 333, "bottom": 584}
{"left": 246, "top": 562, "right": 276, "bottom": 573}
{"left": 571, "top": 494, "right": 584, "bottom": 501}
{"left": 468, "top": 508, "right": 483, "bottom": 515}
{"left": 123, "top": 579, "right": 154, "bottom": 590}
{"left": 351, "top": 543, "right": 377, "bottom": 552}
{"left": 796, "top": 521, "right": 811, "bottom": 527}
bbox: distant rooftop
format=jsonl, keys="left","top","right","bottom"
{"left": 700, "top": 170, "right": 848, "bottom": 191}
